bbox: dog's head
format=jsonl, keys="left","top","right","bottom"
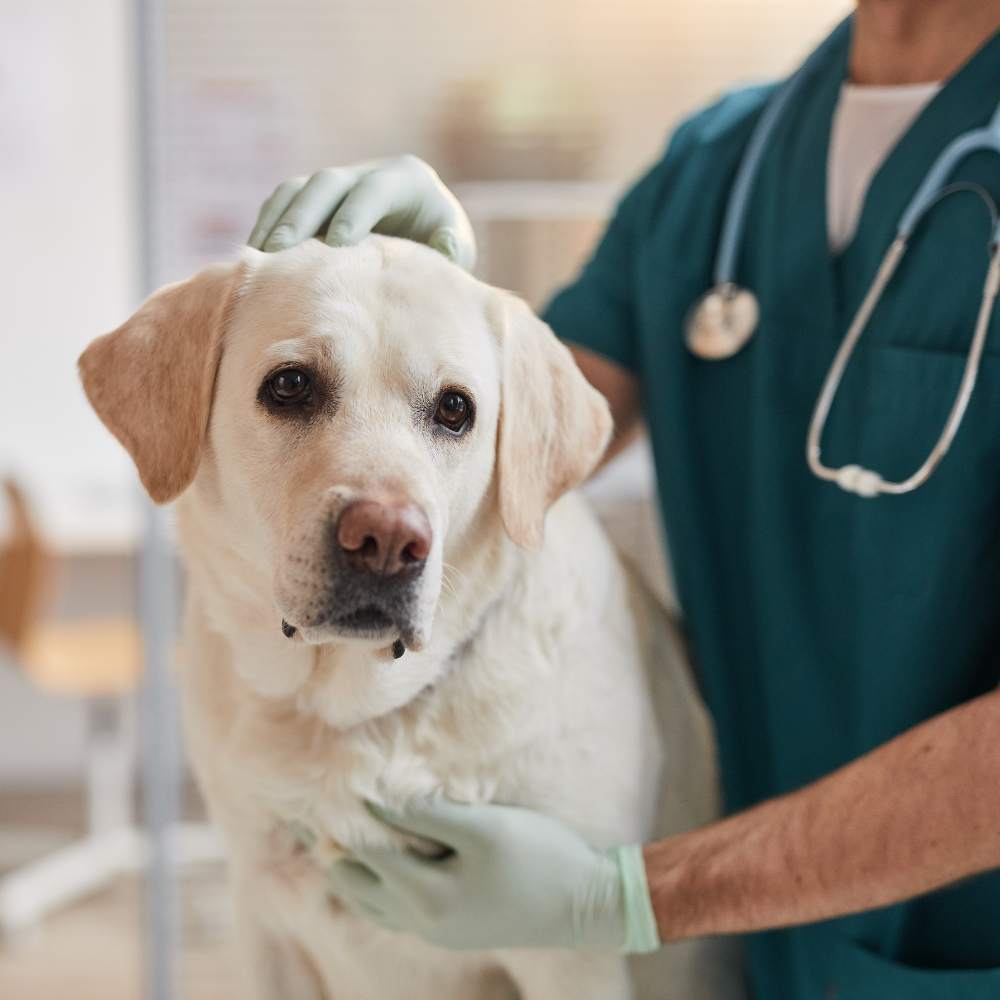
{"left": 79, "top": 238, "right": 611, "bottom": 683}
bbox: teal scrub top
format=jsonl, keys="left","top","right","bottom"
{"left": 544, "top": 24, "right": 1000, "bottom": 1000}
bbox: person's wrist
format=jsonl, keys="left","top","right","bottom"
{"left": 614, "top": 844, "right": 661, "bottom": 953}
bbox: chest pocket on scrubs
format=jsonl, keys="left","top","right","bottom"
{"left": 817, "top": 173, "right": 1000, "bottom": 725}
{"left": 826, "top": 151, "right": 1000, "bottom": 468}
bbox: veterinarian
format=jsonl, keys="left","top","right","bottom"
{"left": 248, "top": 1, "right": 1000, "bottom": 996}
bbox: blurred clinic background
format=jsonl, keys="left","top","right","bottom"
{"left": 0, "top": 1, "right": 847, "bottom": 997}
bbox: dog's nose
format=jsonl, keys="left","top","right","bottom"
{"left": 336, "top": 500, "right": 432, "bottom": 576}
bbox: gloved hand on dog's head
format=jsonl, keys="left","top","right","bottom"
{"left": 248, "top": 156, "right": 476, "bottom": 271}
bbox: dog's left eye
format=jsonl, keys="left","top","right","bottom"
{"left": 434, "top": 390, "right": 473, "bottom": 434}
{"left": 264, "top": 368, "right": 312, "bottom": 405}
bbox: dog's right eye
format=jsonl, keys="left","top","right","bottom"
{"left": 262, "top": 368, "right": 312, "bottom": 406}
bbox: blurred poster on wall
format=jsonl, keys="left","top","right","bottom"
{"left": 159, "top": 79, "right": 302, "bottom": 283}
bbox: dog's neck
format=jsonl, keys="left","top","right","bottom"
{"left": 175, "top": 491, "right": 527, "bottom": 729}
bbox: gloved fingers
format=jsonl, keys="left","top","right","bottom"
{"left": 426, "top": 192, "right": 477, "bottom": 270}
{"left": 366, "top": 799, "right": 495, "bottom": 857}
{"left": 324, "top": 170, "right": 400, "bottom": 247}
{"left": 330, "top": 849, "right": 446, "bottom": 903}
{"left": 327, "top": 858, "right": 389, "bottom": 909}
{"left": 247, "top": 177, "right": 306, "bottom": 249}
{"left": 427, "top": 226, "right": 461, "bottom": 264}
{"left": 328, "top": 858, "right": 413, "bottom": 933}
{"left": 352, "top": 897, "right": 404, "bottom": 932}
{"left": 430, "top": 223, "right": 476, "bottom": 271}
{"left": 262, "top": 167, "right": 359, "bottom": 252}
{"left": 323, "top": 165, "right": 475, "bottom": 270}
{"left": 348, "top": 841, "right": 454, "bottom": 899}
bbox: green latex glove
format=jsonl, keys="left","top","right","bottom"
{"left": 247, "top": 156, "right": 476, "bottom": 269}
{"left": 326, "top": 799, "right": 661, "bottom": 953}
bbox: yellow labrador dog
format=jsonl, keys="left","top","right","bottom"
{"left": 79, "top": 237, "right": 721, "bottom": 1000}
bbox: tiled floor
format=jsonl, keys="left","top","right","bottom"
{"left": 0, "top": 789, "right": 239, "bottom": 1000}
{"left": 0, "top": 863, "right": 238, "bottom": 1000}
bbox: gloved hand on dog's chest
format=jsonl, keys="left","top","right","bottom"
{"left": 326, "top": 799, "right": 661, "bottom": 953}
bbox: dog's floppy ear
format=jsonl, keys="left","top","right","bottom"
{"left": 493, "top": 292, "right": 613, "bottom": 549}
{"left": 78, "top": 260, "right": 247, "bottom": 504}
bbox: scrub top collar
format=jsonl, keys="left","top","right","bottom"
{"left": 759, "top": 22, "right": 1000, "bottom": 337}
{"left": 844, "top": 25, "right": 1000, "bottom": 274}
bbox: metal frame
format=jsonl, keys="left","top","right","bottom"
{"left": 135, "top": 3, "right": 186, "bottom": 998}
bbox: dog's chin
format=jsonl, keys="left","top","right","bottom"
{"left": 292, "top": 609, "right": 427, "bottom": 652}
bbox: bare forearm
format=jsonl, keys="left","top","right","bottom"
{"left": 644, "top": 689, "right": 1000, "bottom": 940}
{"left": 566, "top": 342, "right": 642, "bottom": 467}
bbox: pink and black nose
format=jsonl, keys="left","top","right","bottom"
{"left": 335, "top": 500, "right": 432, "bottom": 577}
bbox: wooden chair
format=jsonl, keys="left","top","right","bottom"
{"left": 0, "top": 479, "right": 143, "bottom": 697}
{"left": 0, "top": 480, "right": 223, "bottom": 939}
{"left": 0, "top": 479, "right": 51, "bottom": 654}
{"left": 0, "top": 478, "right": 143, "bottom": 934}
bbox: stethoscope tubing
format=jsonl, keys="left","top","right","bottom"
{"left": 806, "top": 239, "right": 1000, "bottom": 497}
{"left": 899, "top": 110, "right": 1000, "bottom": 241}
{"left": 703, "top": 13, "right": 1000, "bottom": 497}
{"left": 713, "top": 18, "right": 853, "bottom": 287}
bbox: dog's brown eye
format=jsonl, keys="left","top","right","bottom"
{"left": 267, "top": 368, "right": 311, "bottom": 404}
{"left": 434, "top": 390, "right": 473, "bottom": 434}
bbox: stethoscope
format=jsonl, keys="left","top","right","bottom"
{"left": 685, "top": 19, "right": 1000, "bottom": 498}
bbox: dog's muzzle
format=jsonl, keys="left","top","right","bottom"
{"left": 282, "top": 498, "right": 432, "bottom": 648}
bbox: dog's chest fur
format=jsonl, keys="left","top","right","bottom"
{"left": 178, "top": 495, "right": 663, "bottom": 903}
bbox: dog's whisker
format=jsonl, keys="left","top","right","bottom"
{"left": 442, "top": 561, "right": 469, "bottom": 587}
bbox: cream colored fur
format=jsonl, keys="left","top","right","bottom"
{"left": 80, "top": 237, "right": 726, "bottom": 1000}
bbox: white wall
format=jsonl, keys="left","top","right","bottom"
{"left": 1, "top": 0, "right": 135, "bottom": 786}
{"left": 0, "top": 0, "right": 137, "bottom": 549}
{"left": 154, "top": 0, "right": 849, "bottom": 283}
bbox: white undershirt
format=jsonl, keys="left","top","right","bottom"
{"left": 826, "top": 81, "right": 941, "bottom": 253}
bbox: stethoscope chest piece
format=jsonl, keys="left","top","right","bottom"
{"left": 685, "top": 283, "right": 760, "bottom": 360}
